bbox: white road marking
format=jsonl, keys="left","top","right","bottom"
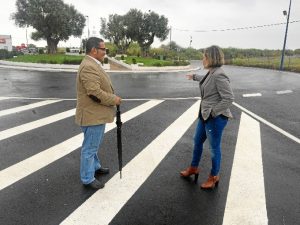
{"left": 223, "top": 112, "right": 268, "bottom": 225}
{"left": 0, "top": 96, "right": 200, "bottom": 101}
{"left": 0, "top": 100, "right": 62, "bottom": 117}
{"left": 60, "top": 100, "right": 200, "bottom": 225}
{"left": 233, "top": 102, "right": 300, "bottom": 144}
{"left": 0, "top": 109, "right": 75, "bottom": 141}
{"left": 0, "top": 96, "right": 75, "bottom": 101}
{"left": 0, "top": 97, "right": 10, "bottom": 101}
{"left": 276, "top": 90, "right": 293, "bottom": 95}
{"left": 243, "top": 93, "right": 262, "bottom": 97}
{"left": 0, "top": 100, "right": 163, "bottom": 191}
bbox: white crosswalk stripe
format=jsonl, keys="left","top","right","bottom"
{"left": 0, "top": 100, "right": 62, "bottom": 117}
{"left": 61, "top": 100, "right": 200, "bottom": 225}
{"left": 0, "top": 108, "right": 75, "bottom": 141}
{"left": 0, "top": 100, "right": 163, "bottom": 191}
{"left": 223, "top": 112, "right": 268, "bottom": 225}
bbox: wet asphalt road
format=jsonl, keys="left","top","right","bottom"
{"left": 0, "top": 65, "right": 299, "bottom": 225}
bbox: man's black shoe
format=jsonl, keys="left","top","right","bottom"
{"left": 95, "top": 167, "right": 110, "bottom": 175}
{"left": 83, "top": 179, "right": 104, "bottom": 189}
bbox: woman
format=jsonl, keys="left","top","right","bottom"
{"left": 180, "top": 45, "right": 234, "bottom": 189}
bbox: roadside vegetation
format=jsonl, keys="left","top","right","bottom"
{"left": 2, "top": 42, "right": 300, "bottom": 72}
{"left": 223, "top": 48, "right": 300, "bottom": 73}
{"left": 116, "top": 56, "right": 189, "bottom": 67}
{"left": 5, "top": 54, "right": 84, "bottom": 65}
{"left": 229, "top": 56, "right": 300, "bottom": 72}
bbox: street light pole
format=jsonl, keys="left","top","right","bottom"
{"left": 169, "top": 26, "right": 172, "bottom": 50}
{"left": 26, "top": 28, "right": 28, "bottom": 47}
{"left": 280, "top": 0, "right": 292, "bottom": 71}
{"left": 85, "top": 15, "right": 90, "bottom": 38}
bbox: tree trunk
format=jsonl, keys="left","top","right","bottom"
{"left": 139, "top": 34, "right": 154, "bottom": 57}
{"left": 47, "top": 38, "right": 59, "bottom": 54}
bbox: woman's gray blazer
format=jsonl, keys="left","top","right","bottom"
{"left": 193, "top": 67, "right": 234, "bottom": 120}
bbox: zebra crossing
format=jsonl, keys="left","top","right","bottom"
{"left": 0, "top": 96, "right": 297, "bottom": 225}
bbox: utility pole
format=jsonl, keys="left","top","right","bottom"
{"left": 85, "top": 15, "right": 90, "bottom": 38}
{"left": 26, "top": 26, "right": 28, "bottom": 47}
{"left": 169, "top": 26, "right": 172, "bottom": 49}
{"left": 280, "top": 0, "right": 292, "bottom": 71}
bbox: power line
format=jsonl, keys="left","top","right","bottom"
{"left": 173, "top": 20, "right": 300, "bottom": 33}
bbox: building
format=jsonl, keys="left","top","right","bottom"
{"left": 0, "top": 35, "right": 12, "bottom": 51}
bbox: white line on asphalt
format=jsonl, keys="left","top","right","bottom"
{"left": 223, "top": 112, "right": 268, "bottom": 225}
{"left": 233, "top": 102, "right": 300, "bottom": 144}
{"left": 0, "top": 109, "right": 75, "bottom": 141}
{"left": 60, "top": 100, "right": 200, "bottom": 225}
{"left": 0, "top": 97, "right": 10, "bottom": 101}
{"left": 242, "top": 93, "right": 262, "bottom": 97}
{"left": 0, "top": 100, "right": 62, "bottom": 117}
{"left": 0, "top": 96, "right": 75, "bottom": 101}
{"left": 0, "top": 100, "right": 163, "bottom": 191}
{"left": 276, "top": 90, "right": 293, "bottom": 95}
{"left": 0, "top": 96, "right": 200, "bottom": 101}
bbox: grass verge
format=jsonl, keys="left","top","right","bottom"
{"left": 228, "top": 56, "right": 300, "bottom": 73}
{"left": 6, "top": 54, "right": 84, "bottom": 65}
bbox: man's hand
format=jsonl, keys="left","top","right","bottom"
{"left": 115, "top": 96, "right": 122, "bottom": 105}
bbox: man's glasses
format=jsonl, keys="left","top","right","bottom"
{"left": 96, "top": 47, "right": 106, "bottom": 52}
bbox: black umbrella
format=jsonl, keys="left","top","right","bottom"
{"left": 116, "top": 105, "right": 123, "bottom": 179}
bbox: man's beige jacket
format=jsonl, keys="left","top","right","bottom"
{"left": 75, "top": 56, "right": 116, "bottom": 126}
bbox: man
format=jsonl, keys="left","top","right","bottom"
{"left": 75, "top": 37, "right": 122, "bottom": 189}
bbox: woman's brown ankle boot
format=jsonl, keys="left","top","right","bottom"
{"left": 180, "top": 166, "right": 200, "bottom": 183}
{"left": 201, "top": 175, "right": 220, "bottom": 189}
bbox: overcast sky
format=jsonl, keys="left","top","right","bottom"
{"left": 1, "top": 0, "right": 299, "bottom": 50}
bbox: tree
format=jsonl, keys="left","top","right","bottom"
{"left": 11, "top": 0, "right": 86, "bottom": 54}
{"left": 100, "top": 9, "right": 169, "bottom": 56}
{"left": 100, "top": 14, "right": 127, "bottom": 53}
{"left": 136, "top": 10, "right": 169, "bottom": 56}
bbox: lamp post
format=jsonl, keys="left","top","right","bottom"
{"left": 280, "top": 0, "right": 292, "bottom": 71}
{"left": 169, "top": 26, "right": 172, "bottom": 50}
{"left": 85, "top": 15, "right": 90, "bottom": 38}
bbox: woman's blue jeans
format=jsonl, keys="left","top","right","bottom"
{"left": 191, "top": 115, "right": 228, "bottom": 176}
{"left": 80, "top": 124, "right": 106, "bottom": 184}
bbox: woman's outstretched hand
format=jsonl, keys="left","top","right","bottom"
{"left": 186, "top": 74, "right": 193, "bottom": 80}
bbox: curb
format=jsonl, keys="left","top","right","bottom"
{"left": 0, "top": 60, "right": 200, "bottom": 73}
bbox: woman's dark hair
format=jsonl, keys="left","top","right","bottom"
{"left": 204, "top": 45, "right": 225, "bottom": 68}
{"left": 86, "top": 37, "right": 104, "bottom": 53}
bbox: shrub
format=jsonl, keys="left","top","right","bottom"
{"left": 38, "top": 60, "right": 47, "bottom": 64}
{"left": 38, "top": 49, "right": 44, "bottom": 54}
{"left": 0, "top": 49, "right": 10, "bottom": 59}
{"left": 66, "top": 48, "right": 70, "bottom": 53}
{"left": 62, "top": 58, "right": 82, "bottom": 65}
{"left": 152, "top": 62, "right": 162, "bottom": 67}
{"left": 132, "top": 58, "right": 136, "bottom": 64}
{"left": 126, "top": 42, "right": 141, "bottom": 56}
{"left": 121, "top": 55, "right": 124, "bottom": 60}
{"left": 103, "top": 57, "right": 109, "bottom": 64}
